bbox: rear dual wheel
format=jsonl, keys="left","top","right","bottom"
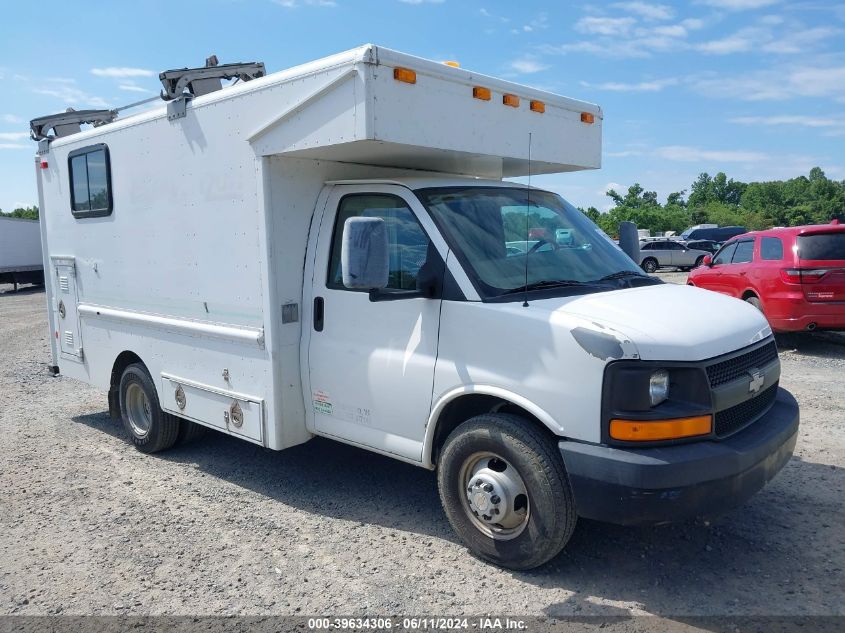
{"left": 437, "top": 414, "right": 577, "bottom": 570}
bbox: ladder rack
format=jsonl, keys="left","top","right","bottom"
{"left": 159, "top": 55, "right": 266, "bottom": 120}
{"left": 29, "top": 109, "right": 117, "bottom": 142}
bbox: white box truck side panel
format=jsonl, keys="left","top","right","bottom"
{"left": 0, "top": 217, "right": 43, "bottom": 272}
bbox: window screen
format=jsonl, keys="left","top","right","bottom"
{"left": 760, "top": 237, "right": 784, "bottom": 261}
{"left": 68, "top": 145, "right": 112, "bottom": 218}
{"left": 327, "top": 194, "right": 430, "bottom": 292}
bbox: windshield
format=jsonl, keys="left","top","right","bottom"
{"left": 415, "top": 186, "right": 647, "bottom": 300}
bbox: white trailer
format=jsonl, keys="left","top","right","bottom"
{"left": 0, "top": 216, "right": 44, "bottom": 290}
{"left": 32, "top": 44, "right": 798, "bottom": 569}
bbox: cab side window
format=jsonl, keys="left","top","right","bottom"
{"left": 732, "top": 239, "right": 754, "bottom": 264}
{"left": 327, "top": 194, "right": 430, "bottom": 292}
{"left": 760, "top": 237, "right": 784, "bottom": 261}
{"left": 713, "top": 242, "right": 737, "bottom": 265}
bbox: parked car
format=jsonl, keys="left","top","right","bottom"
{"left": 682, "top": 226, "right": 747, "bottom": 242}
{"left": 639, "top": 240, "right": 711, "bottom": 272}
{"left": 684, "top": 239, "right": 722, "bottom": 254}
{"left": 688, "top": 223, "right": 845, "bottom": 332}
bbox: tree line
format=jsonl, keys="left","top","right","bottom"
{"left": 581, "top": 167, "right": 845, "bottom": 237}
{"left": 0, "top": 205, "right": 39, "bottom": 220}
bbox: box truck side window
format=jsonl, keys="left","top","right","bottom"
{"left": 68, "top": 144, "right": 112, "bottom": 218}
{"left": 328, "top": 194, "right": 430, "bottom": 292}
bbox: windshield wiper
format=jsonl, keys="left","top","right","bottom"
{"left": 594, "top": 270, "right": 647, "bottom": 282}
{"left": 501, "top": 279, "right": 590, "bottom": 295}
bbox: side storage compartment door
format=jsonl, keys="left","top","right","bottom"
{"left": 52, "top": 256, "right": 83, "bottom": 360}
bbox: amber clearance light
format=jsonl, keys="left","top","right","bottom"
{"left": 610, "top": 415, "right": 712, "bottom": 442}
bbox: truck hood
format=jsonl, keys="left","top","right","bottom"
{"left": 536, "top": 283, "right": 772, "bottom": 361}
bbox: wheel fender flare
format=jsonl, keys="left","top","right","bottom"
{"left": 422, "top": 385, "right": 563, "bottom": 469}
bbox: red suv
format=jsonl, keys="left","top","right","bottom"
{"left": 687, "top": 222, "right": 845, "bottom": 332}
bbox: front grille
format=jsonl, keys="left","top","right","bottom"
{"left": 706, "top": 341, "right": 778, "bottom": 388}
{"left": 715, "top": 383, "right": 778, "bottom": 437}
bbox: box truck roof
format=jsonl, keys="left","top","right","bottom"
{"left": 45, "top": 44, "right": 602, "bottom": 179}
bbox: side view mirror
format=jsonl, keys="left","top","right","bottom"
{"left": 341, "top": 217, "right": 389, "bottom": 290}
{"left": 702, "top": 254, "right": 713, "bottom": 267}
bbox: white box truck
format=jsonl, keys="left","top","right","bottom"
{"left": 0, "top": 216, "right": 44, "bottom": 290}
{"left": 31, "top": 45, "right": 798, "bottom": 569}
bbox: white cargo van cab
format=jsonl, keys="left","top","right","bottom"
{"left": 31, "top": 45, "right": 799, "bottom": 569}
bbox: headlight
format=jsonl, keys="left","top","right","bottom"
{"left": 649, "top": 369, "right": 669, "bottom": 406}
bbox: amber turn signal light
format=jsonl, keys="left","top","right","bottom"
{"left": 610, "top": 415, "right": 712, "bottom": 442}
{"left": 393, "top": 67, "right": 416, "bottom": 84}
{"left": 473, "top": 86, "right": 492, "bottom": 101}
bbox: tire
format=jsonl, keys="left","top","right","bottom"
{"left": 437, "top": 413, "right": 577, "bottom": 570}
{"left": 694, "top": 256, "right": 705, "bottom": 268}
{"left": 745, "top": 295, "right": 763, "bottom": 312}
{"left": 118, "top": 363, "right": 180, "bottom": 453}
{"left": 642, "top": 258, "right": 658, "bottom": 273}
{"left": 176, "top": 420, "right": 208, "bottom": 446}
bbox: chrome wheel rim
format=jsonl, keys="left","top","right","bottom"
{"left": 125, "top": 383, "right": 153, "bottom": 437}
{"left": 459, "top": 452, "right": 530, "bottom": 540}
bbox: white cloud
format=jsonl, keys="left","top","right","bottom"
{"left": 611, "top": 2, "right": 674, "bottom": 20}
{"left": 0, "top": 143, "right": 28, "bottom": 150}
{"left": 730, "top": 114, "right": 845, "bottom": 136}
{"left": 509, "top": 58, "right": 549, "bottom": 74}
{"left": 0, "top": 132, "right": 29, "bottom": 141}
{"left": 655, "top": 145, "right": 770, "bottom": 162}
{"left": 761, "top": 26, "right": 841, "bottom": 53}
{"left": 693, "top": 64, "right": 845, "bottom": 101}
{"left": 90, "top": 67, "right": 154, "bottom": 78}
{"left": 273, "top": 0, "right": 337, "bottom": 6}
{"left": 698, "top": 0, "right": 780, "bottom": 9}
{"left": 480, "top": 8, "right": 508, "bottom": 22}
{"left": 575, "top": 16, "right": 636, "bottom": 36}
{"left": 606, "top": 150, "right": 646, "bottom": 157}
{"left": 32, "top": 80, "right": 109, "bottom": 108}
{"left": 695, "top": 27, "right": 769, "bottom": 54}
{"left": 512, "top": 12, "right": 548, "bottom": 33}
{"left": 581, "top": 78, "right": 678, "bottom": 91}
{"left": 119, "top": 83, "right": 150, "bottom": 93}
{"left": 2, "top": 114, "right": 22, "bottom": 124}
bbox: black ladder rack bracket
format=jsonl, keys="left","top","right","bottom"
{"left": 158, "top": 60, "right": 266, "bottom": 121}
{"left": 29, "top": 109, "right": 117, "bottom": 143}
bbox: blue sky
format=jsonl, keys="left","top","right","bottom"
{"left": 1, "top": 0, "right": 844, "bottom": 212}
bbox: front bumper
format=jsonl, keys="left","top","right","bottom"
{"left": 559, "top": 387, "right": 799, "bottom": 526}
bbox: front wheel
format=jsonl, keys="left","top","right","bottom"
{"left": 642, "top": 258, "right": 658, "bottom": 273}
{"left": 694, "top": 256, "right": 705, "bottom": 268}
{"left": 437, "top": 414, "right": 577, "bottom": 570}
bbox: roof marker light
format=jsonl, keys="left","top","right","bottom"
{"left": 443, "top": 61, "right": 460, "bottom": 68}
{"left": 473, "top": 86, "right": 491, "bottom": 101}
{"left": 581, "top": 112, "right": 595, "bottom": 124}
{"left": 503, "top": 94, "right": 520, "bottom": 108}
{"left": 393, "top": 67, "right": 416, "bottom": 84}
{"left": 530, "top": 100, "right": 545, "bottom": 113}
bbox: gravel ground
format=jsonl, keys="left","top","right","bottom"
{"left": 1, "top": 280, "right": 843, "bottom": 620}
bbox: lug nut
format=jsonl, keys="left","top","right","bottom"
{"left": 475, "top": 479, "right": 482, "bottom": 487}
{"left": 483, "top": 483, "right": 494, "bottom": 493}
{"left": 491, "top": 495, "right": 501, "bottom": 505}
{"left": 493, "top": 508, "right": 500, "bottom": 515}
{"left": 482, "top": 514, "right": 491, "bottom": 521}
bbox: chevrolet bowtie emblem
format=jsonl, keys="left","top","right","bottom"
{"left": 748, "top": 369, "right": 765, "bottom": 394}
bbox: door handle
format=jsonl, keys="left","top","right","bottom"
{"left": 313, "top": 296, "right": 324, "bottom": 332}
